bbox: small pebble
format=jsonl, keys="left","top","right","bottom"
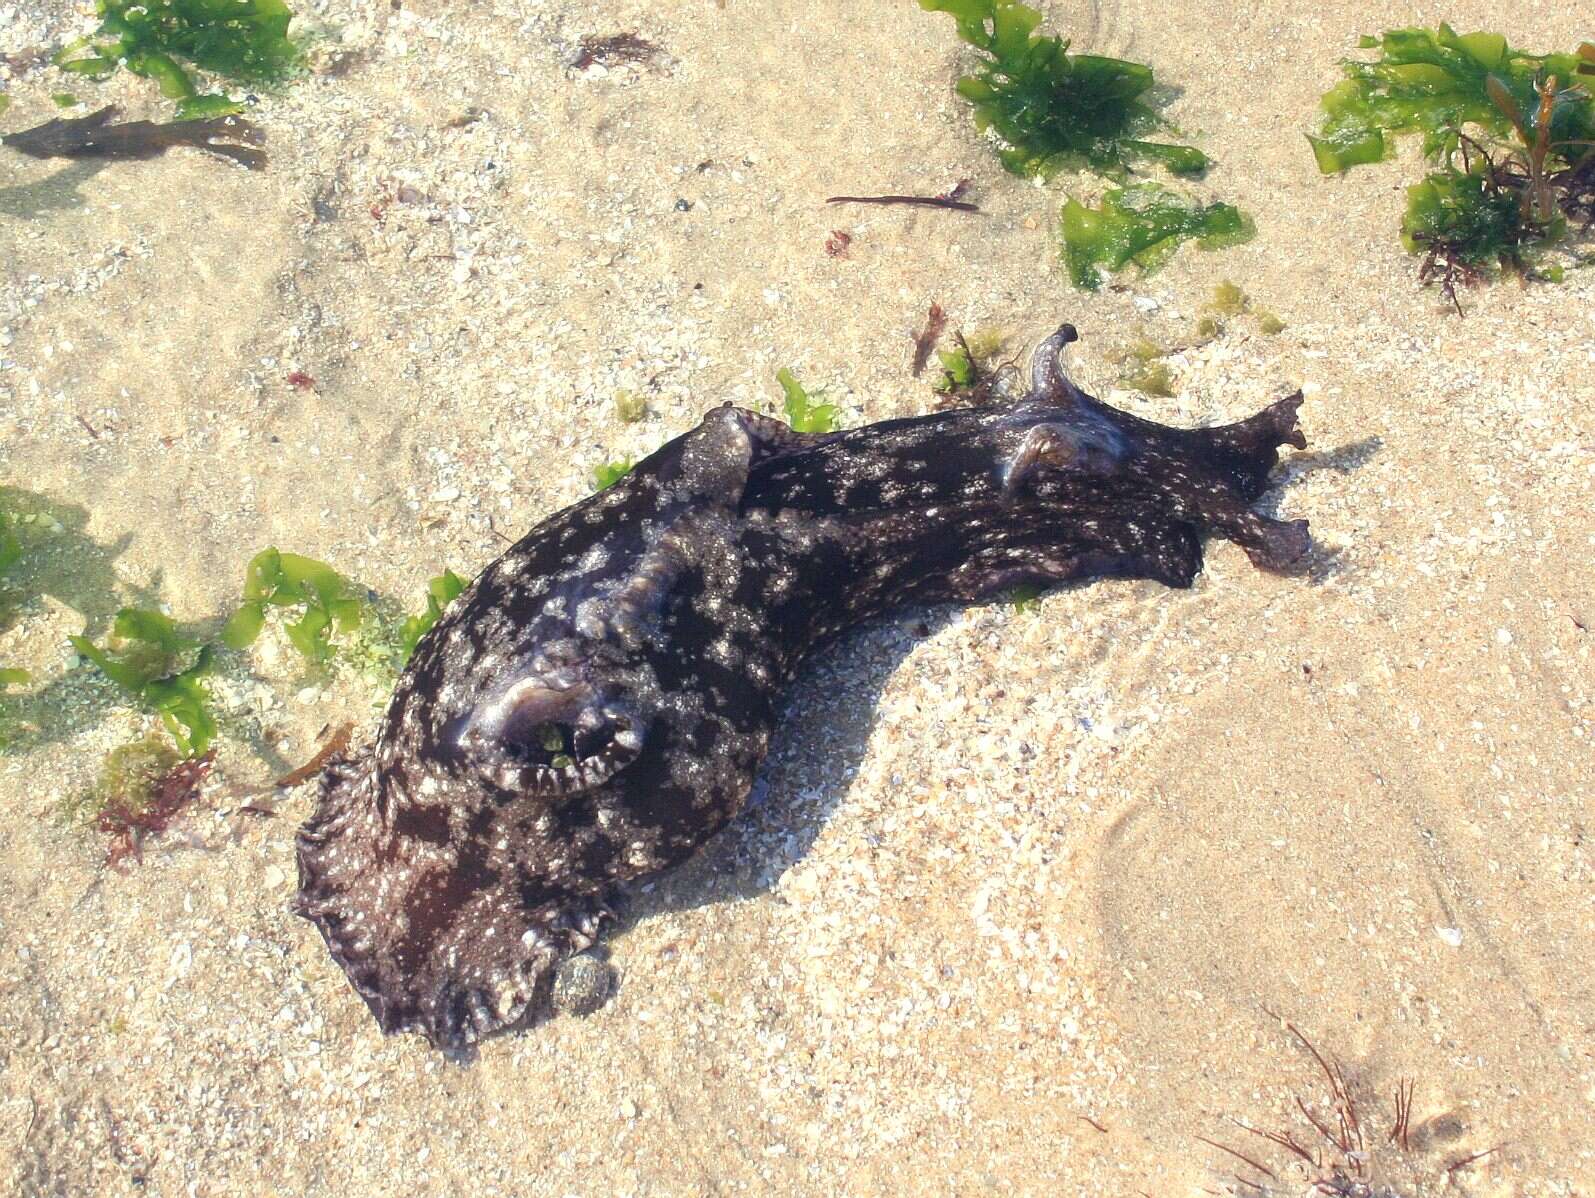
{"left": 551, "top": 954, "right": 614, "bottom": 1016}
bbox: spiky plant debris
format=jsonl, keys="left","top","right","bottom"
{"left": 919, "top": 0, "right": 1208, "bottom": 178}
{"left": 54, "top": 0, "right": 301, "bottom": 119}
{"left": 1060, "top": 183, "right": 1252, "bottom": 289}
{"left": 1206, "top": 1017, "right": 1504, "bottom": 1197}
{"left": 71, "top": 608, "right": 217, "bottom": 756}
{"left": 571, "top": 33, "right": 660, "bottom": 72}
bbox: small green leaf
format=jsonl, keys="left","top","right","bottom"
{"left": 221, "top": 602, "right": 267, "bottom": 650}
{"left": 399, "top": 569, "right": 467, "bottom": 661}
{"left": 1011, "top": 583, "right": 1043, "bottom": 613}
{"left": 593, "top": 458, "right": 635, "bottom": 491}
{"left": 777, "top": 368, "right": 840, "bottom": 433}
{"left": 51, "top": 93, "right": 80, "bottom": 108}
{"left": 227, "top": 547, "right": 366, "bottom": 662}
{"left": 934, "top": 345, "right": 976, "bottom": 391}
{"left": 173, "top": 94, "right": 245, "bottom": 120}
{"left": 0, "top": 667, "right": 30, "bottom": 686}
{"left": 112, "top": 608, "right": 192, "bottom": 656}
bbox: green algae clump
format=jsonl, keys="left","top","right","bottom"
{"left": 1309, "top": 25, "right": 1595, "bottom": 173}
{"left": 55, "top": 0, "right": 301, "bottom": 118}
{"left": 1402, "top": 166, "right": 1530, "bottom": 264}
{"left": 222, "top": 547, "right": 365, "bottom": 664}
{"left": 1061, "top": 184, "right": 1252, "bottom": 290}
{"left": 71, "top": 608, "right": 217, "bottom": 756}
{"left": 919, "top": 0, "right": 1208, "bottom": 178}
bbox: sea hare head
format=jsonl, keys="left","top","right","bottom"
{"left": 294, "top": 745, "right": 604, "bottom": 1048}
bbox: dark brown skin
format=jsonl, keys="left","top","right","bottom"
{"left": 297, "top": 325, "right": 1310, "bottom": 1051}
{"left": 2, "top": 105, "right": 266, "bottom": 169}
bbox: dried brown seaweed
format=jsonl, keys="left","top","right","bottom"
{"left": 3, "top": 104, "right": 265, "bottom": 169}
{"left": 911, "top": 302, "right": 948, "bottom": 376}
{"left": 98, "top": 750, "right": 214, "bottom": 868}
{"left": 826, "top": 191, "right": 980, "bottom": 212}
{"left": 572, "top": 33, "right": 660, "bottom": 70}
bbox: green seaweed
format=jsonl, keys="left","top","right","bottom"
{"left": 919, "top": 0, "right": 1207, "bottom": 178}
{"left": 398, "top": 569, "right": 467, "bottom": 663}
{"left": 1209, "top": 279, "right": 1248, "bottom": 316}
{"left": 58, "top": 733, "right": 179, "bottom": 830}
{"left": 1121, "top": 359, "right": 1176, "bottom": 397}
{"left": 613, "top": 391, "right": 647, "bottom": 423}
{"left": 222, "top": 547, "right": 364, "bottom": 663}
{"left": 1010, "top": 582, "right": 1043, "bottom": 613}
{"left": 70, "top": 608, "right": 217, "bottom": 755}
{"left": 1309, "top": 25, "right": 1595, "bottom": 173}
{"left": 1402, "top": 164, "right": 1529, "bottom": 264}
{"left": 932, "top": 328, "right": 1006, "bottom": 395}
{"left": 0, "top": 512, "right": 20, "bottom": 578}
{"left": 0, "top": 668, "right": 29, "bottom": 686}
{"left": 1060, "top": 183, "right": 1252, "bottom": 290}
{"left": 777, "top": 368, "right": 841, "bottom": 433}
{"left": 934, "top": 343, "right": 978, "bottom": 391}
{"left": 52, "top": 93, "right": 80, "bottom": 108}
{"left": 54, "top": 0, "right": 300, "bottom": 116}
{"left": 593, "top": 458, "right": 635, "bottom": 491}
{"left": 1112, "top": 335, "right": 1177, "bottom": 396}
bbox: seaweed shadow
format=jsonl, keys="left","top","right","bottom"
{"left": 0, "top": 487, "right": 143, "bottom": 638}
{"left": 0, "top": 158, "right": 110, "bottom": 219}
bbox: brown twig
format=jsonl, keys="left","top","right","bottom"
{"left": 1076, "top": 1114, "right": 1108, "bottom": 1133}
{"left": 1232, "top": 1116, "right": 1318, "bottom": 1167}
{"left": 276, "top": 722, "right": 353, "bottom": 788}
{"left": 1443, "top": 1144, "right": 1502, "bottom": 1177}
{"left": 1195, "top": 1135, "right": 1277, "bottom": 1182}
{"left": 826, "top": 193, "right": 980, "bottom": 212}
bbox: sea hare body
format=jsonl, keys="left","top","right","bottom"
{"left": 297, "top": 325, "right": 1309, "bottom": 1049}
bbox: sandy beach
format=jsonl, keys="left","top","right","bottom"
{"left": 2, "top": 1, "right": 1592, "bottom": 1194}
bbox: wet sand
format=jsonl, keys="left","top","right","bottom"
{"left": 2, "top": 1, "right": 1592, "bottom": 1194}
